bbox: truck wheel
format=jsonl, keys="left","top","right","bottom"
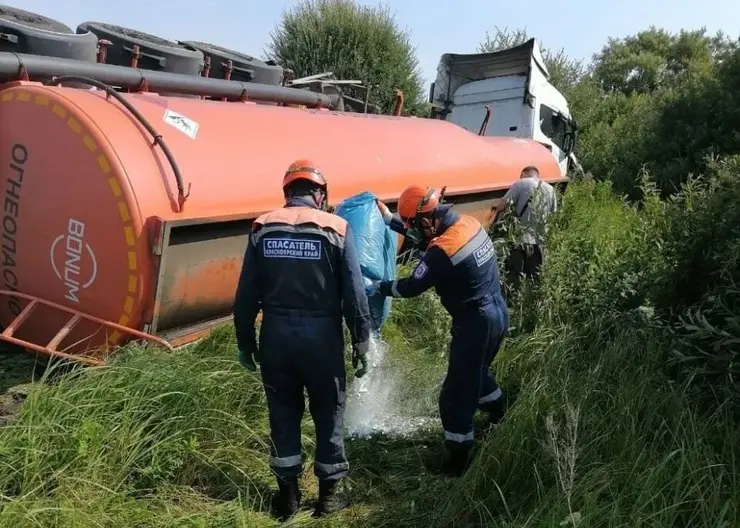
{"left": 179, "top": 40, "right": 284, "bottom": 86}
{"left": 0, "top": 5, "right": 98, "bottom": 61}
{"left": 77, "top": 21, "right": 204, "bottom": 77}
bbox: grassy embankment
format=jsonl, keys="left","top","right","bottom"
{"left": 1, "top": 168, "right": 739, "bottom": 527}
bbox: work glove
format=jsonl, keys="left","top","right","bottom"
{"left": 375, "top": 199, "right": 393, "bottom": 225}
{"left": 404, "top": 227, "right": 426, "bottom": 249}
{"left": 365, "top": 280, "right": 380, "bottom": 297}
{"left": 352, "top": 340, "right": 370, "bottom": 378}
{"left": 238, "top": 347, "right": 258, "bottom": 372}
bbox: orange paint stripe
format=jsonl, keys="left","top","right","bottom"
{"left": 124, "top": 226, "right": 135, "bottom": 247}
{"left": 128, "top": 274, "right": 137, "bottom": 293}
{"left": 117, "top": 201, "right": 131, "bottom": 222}
{"left": 96, "top": 154, "right": 111, "bottom": 174}
{"left": 83, "top": 135, "right": 97, "bottom": 152}
{"left": 67, "top": 117, "right": 82, "bottom": 134}
{"left": 52, "top": 104, "right": 67, "bottom": 118}
{"left": 108, "top": 330, "right": 121, "bottom": 344}
{"left": 108, "top": 177, "right": 122, "bottom": 197}
{"left": 124, "top": 296, "right": 134, "bottom": 314}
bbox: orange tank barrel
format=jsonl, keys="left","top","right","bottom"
{"left": 0, "top": 80, "right": 564, "bottom": 355}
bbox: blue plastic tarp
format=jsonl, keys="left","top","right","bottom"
{"left": 335, "top": 191, "right": 398, "bottom": 332}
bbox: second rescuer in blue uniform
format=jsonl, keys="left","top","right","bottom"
{"left": 368, "top": 185, "right": 509, "bottom": 476}
{"left": 233, "top": 159, "right": 372, "bottom": 520}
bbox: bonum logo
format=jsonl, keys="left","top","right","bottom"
{"left": 50, "top": 218, "right": 98, "bottom": 303}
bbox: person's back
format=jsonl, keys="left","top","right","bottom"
{"left": 506, "top": 175, "right": 557, "bottom": 246}
{"left": 254, "top": 202, "right": 349, "bottom": 316}
{"left": 233, "top": 161, "right": 371, "bottom": 521}
{"left": 425, "top": 212, "right": 504, "bottom": 317}
{"left": 492, "top": 165, "right": 558, "bottom": 294}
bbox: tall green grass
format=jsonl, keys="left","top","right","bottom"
{"left": 1, "top": 168, "right": 739, "bottom": 526}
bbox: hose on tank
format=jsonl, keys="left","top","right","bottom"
{"left": 46, "top": 75, "right": 190, "bottom": 212}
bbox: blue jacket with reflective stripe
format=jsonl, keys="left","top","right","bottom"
{"left": 233, "top": 197, "right": 372, "bottom": 353}
{"left": 382, "top": 207, "right": 504, "bottom": 317}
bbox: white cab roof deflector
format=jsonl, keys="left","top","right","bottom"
{"left": 431, "top": 38, "right": 549, "bottom": 113}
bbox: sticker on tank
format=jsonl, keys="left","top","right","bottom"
{"left": 163, "top": 109, "right": 199, "bottom": 140}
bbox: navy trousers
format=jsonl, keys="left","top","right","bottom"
{"left": 439, "top": 294, "right": 509, "bottom": 450}
{"left": 259, "top": 310, "right": 349, "bottom": 481}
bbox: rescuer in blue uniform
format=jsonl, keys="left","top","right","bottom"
{"left": 370, "top": 186, "right": 509, "bottom": 476}
{"left": 233, "top": 159, "right": 372, "bottom": 520}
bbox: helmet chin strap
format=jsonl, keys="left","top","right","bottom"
{"left": 314, "top": 189, "right": 328, "bottom": 211}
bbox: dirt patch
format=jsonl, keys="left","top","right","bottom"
{"left": 1, "top": 348, "right": 39, "bottom": 393}
{"left": 0, "top": 395, "right": 21, "bottom": 426}
{"left": 0, "top": 384, "right": 30, "bottom": 426}
{"left": 0, "top": 348, "right": 40, "bottom": 426}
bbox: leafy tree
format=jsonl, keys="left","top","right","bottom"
{"left": 591, "top": 27, "right": 737, "bottom": 95}
{"left": 265, "top": 0, "right": 426, "bottom": 115}
{"left": 581, "top": 28, "right": 740, "bottom": 196}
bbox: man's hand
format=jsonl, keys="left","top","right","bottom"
{"left": 491, "top": 198, "right": 507, "bottom": 212}
{"left": 365, "top": 280, "right": 380, "bottom": 297}
{"left": 238, "top": 347, "right": 258, "bottom": 372}
{"left": 485, "top": 208, "right": 498, "bottom": 229}
{"left": 352, "top": 340, "right": 370, "bottom": 378}
{"left": 375, "top": 199, "right": 393, "bottom": 225}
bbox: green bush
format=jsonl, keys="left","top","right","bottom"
{"left": 437, "top": 170, "right": 740, "bottom": 526}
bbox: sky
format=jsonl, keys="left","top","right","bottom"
{"left": 17, "top": 0, "right": 740, "bottom": 89}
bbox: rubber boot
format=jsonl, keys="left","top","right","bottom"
{"left": 440, "top": 446, "right": 472, "bottom": 477}
{"left": 271, "top": 476, "right": 301, "bottom": 521}
{"left": 487, "top": 392, "right": 508, "bottom": 426}
{"left": 312, "top": 479, "right": 349, "bottom": 517}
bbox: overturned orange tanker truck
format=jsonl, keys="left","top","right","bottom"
{"left": 0, "top": 5, "right": 571, "bottom": 365}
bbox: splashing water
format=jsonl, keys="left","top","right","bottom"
{"left": 344, "top": 334, "right": 434, "bottom": 438}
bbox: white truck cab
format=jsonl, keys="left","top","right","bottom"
{"left": 429, "top": 38, "right": 579, "bottom": 177}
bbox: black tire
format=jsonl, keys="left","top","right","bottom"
{"left": 0, "top": 5, "right": 97, "bottom": 61}
{"left": 77, "top": 21, "right": 204, "bottom": 76}
{"left": 0, "top": 4, "right": 71, "bottom": 33}
{"left": 179, "top": 40, "right": 283, "bottom": 86}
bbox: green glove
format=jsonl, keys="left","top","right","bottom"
{"left": 405, "top": 227, "right": 425, "bottom": 248}
{"left": 238, "top": 348, "right": 258, "bottom": 372}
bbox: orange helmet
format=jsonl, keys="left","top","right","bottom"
{"left": 397, "top": 185, "right": 440, "bottom": 224}
{"left": 282, "top": 159, "right": 327, "bottom": 190}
